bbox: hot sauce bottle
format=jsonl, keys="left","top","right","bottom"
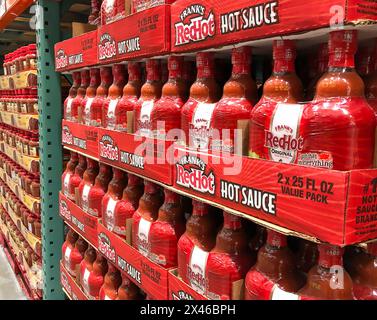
{"left": 115, "top": 62, "right": 142, "bottom": 132}
{"left": 134, "top": 59, "right": 162, "bottom": 137}
{"left": 103, "top": 64, "right": 128, "bottom": 129}
{"left": 99, "top": 263, "right": 122, "bottom": 300}
{"left": 211, "top": 47, "right": 258, "bottom": 155}
{"left": 181, "top": 52, "right": 222, "bottom": 150}
{"left": 151, "top": 56, "right": 186, "bottom": 140}
{"left": 249, "top": 225, "right": 267, "bottom": 255}
{"left": 345, "top": 243, "right": 377, "bottom": 300}
{"left": 62, "top": 229, "right": 79, "bottom": 275}
{"left": 81, "top": 68, "right": 101, "bottom": 124}
{"left": 148, "top": 189, "right": 186, "bottom": 268}
{"left": 298, "top": 244, "right": 355, "bottom": 300}
{"left": 89, "top": 0, "right": 102, "bottom": 25}
{"left": 304, "top": 30, "right": 375, "bottom": 170}
{"left": 85, "top": 163, "right": 113, "bottom": 217}
{"left": 62, "top": 152, "right": 79, "bottom": 201}
{"left": 112, "top": 173, "right": 144, "bottom": 240}
{"left": 295, "top": 239, "right": 318, "bottom": 273}
{"left": 102, "top": 168, "right": 128, "bottom": 232}
{"left": 64, "top": 72, "right": 81, "bottom": 121}
{"left": 67, "top": 155, "right": 87, "bottom": 203}
{"left": 80, "top": 246, "right": 97, "bottom": 293}
{"left": 71, "top": 70, "right": 90, "bottom": 122}
{"left": 69, "top": 237, "right": 89, "bottom": 278}
{"left": 245, "top": 230, "right": 306, "bottom": 300}
{"left": 117, "top": 275, "right": 144, "bottom": 300}
{"left": 306, "top": 43, "right": 329, "bottom": 100}
{"left": 177, "top": 201, "right": 219, "bottom": 296}
{"left": 86, "top": 254, "right": 109, "bottom": 300}
{"left": 78, "top": 159, "right": 99, "bottom": 214}
{"left": 88, "top": 67, "right": 113, "bottom": 127}
{"left": 132, "top": 181, "right": 164, "bottom": 256}
{"left": 249, "top": 40, "right": 303, "bottom": 161}
{"left": 206, "top": 212, "right": 255, "bottom": 300}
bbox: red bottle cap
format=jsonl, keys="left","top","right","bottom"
{"left": 89, "top": 68, "right": 101, "bottom": 87}
{"left": 328, "top": 30, "right": 358, "bottom": 68}
{"left": 273, "top": 40, "right": 296, "bottom": 73}
{"left": 223, "top": 212, "right": 242, "bottom": 230}
{"left": 100, "top": 67, "right": 114, "bottom": 85}
{"left": 266, "top": 230, "right": 287, "bottom": 247}
{"left": 80, "top": 70, "right": 91, "bottom": 87}
{"left": 112, "top": 64, "right": 127, "bottom": 83}
{"left": 231, "top": 46, "right": 252, "bottom": 65}
{"left": 318, "top": 244, "right": 343, "bottom": 268}
{"left": 192, "top": 200, "right": 209, "bottom": 216}
{"left": 168, "top": 56, "right": 184, "bottom": 77}
{"left": 72, "top": 71, "right": 81, "bottom": 86}
{"left": 127, "top": 173, "right": 142, "bottom": 186}
{"left": 146, "top": 59, "right": 161, "bottom": 81}
{"left": 128, "top": 62, "right": 141, "bottom": 81}
{"left": 196, "top": 52, "right": 215, "bottom": 69}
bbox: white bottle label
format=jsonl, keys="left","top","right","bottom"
{"left": 106, "top": 99, "right": 119, "bottom": 129}
{"left": 137, "top": 218, "right": 152, "bottom": 257}
{"left": 84, "top": 98, "right": 94, "bottom": 125}
{"left": 64, "top": 246, "right": 72, "bottom": 268}
{"left": 188, "top": 246, "right": 209, "bottom": 295}
{"left": 190, "top": 103, "right": 216, "bottom": 150}
{"left": 82, "top": 268, "right": 90, "bottom": 294}
{"left": 105, "top": 197, "right": 118, "bottom": 232}
{"left": 66, "top": 98, "right": 73, "bottom": 120}
{"left": 63, "top": 173, "right": 71, "bottom": 195}
{"left": 138, "top": 100, "right": 154, "bottom": 137}
{"left": 271, "top": 285, "right": 300, "bottom": 300}
{"left": 266, "top": 103, "right": 304, "bottom": 164}
{"left": 81, "top": 184, "right": 91, "bottom": 212}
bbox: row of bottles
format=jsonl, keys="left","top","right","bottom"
{"left": 0, "top": 89, "right": 38, "bottom": 115}
{"left": 3, "top": 44, "right": 37, "bottom": 76}
{"left": 61, "top": 153, "right": 377, "bottom": 300}
{"left": 62, "top": 227, "right": 145, "bottom": 300}
{"left": 63, "top": 29, "right": 377, "bottom": 171}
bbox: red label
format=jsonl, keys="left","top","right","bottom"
{"left": 168, "top": 269, "right": 208, "bottom": 300}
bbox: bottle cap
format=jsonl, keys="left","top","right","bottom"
{"left": 266, "top": 230, "right": 287, "bottom": 247}
{"left": 318, "top": 244, "right": 344, "bottom": 268}
{"left": 196, "top": 52, "right": 215, "bottom": 69}
{"left": 231, "top": 46, "right": 252, "bottom": 65}
{"left": 223, "top": 211, "right": 242, "bottom": 229}
{"left": 328, "top": 30, "right": 358, "bottom": 68}
{"left": 128, "top": 62, "right": 141, "bottom": 80}
{"left": 273, "top": 40, "right": 296, "bottom": 73}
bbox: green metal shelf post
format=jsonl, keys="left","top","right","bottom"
{"left": 36, "top": 0, "right": 65, "bottom": 300}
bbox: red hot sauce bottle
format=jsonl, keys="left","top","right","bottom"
{"left": 102, "top": 168, "right": 128, "bottom": 232}
{"left": 86, "top": 254, "right": 108, "bottom": 300}
{"left": 78, "top": 159, "right": 99, "bottom": 214}
{"left": 103, "top": 64, "right": 128, "bottom": 129}
{"left": 80, "top": 246, "right": 97, "bottom": 292}
{"left": 62, "top": 228, "right": 79, "bottom": 275}
{"left": 69, "top": 237, "right": 89, "bottom": 278}
{"left": 64, "top": 72, "right": 81, "bottom": 121}
{"left": 206, "top": 212, "right": 255, "bottom": 300}
{"left": 134, "top": 59, "right": 162, "bottom": 137}
{"left": 112, "top": 173, "right": 144, "bottom": 240}
{"left": 249, "top": 40, "right": 303, "bottom": 161}
{"left": 148, "top": 189, "right": 186, "bottom": 268}
{"left": 67, "top": 154, "right": 87, "bottom": 203}
{"left": 151, "top": 56, "right": 186, "bottom": 140}
{"left": 245, "top": 230, "right": 306, "bottom": 300}
{"left": 116, "top": 62, "right": 142, "bottom": 132}
{"left": 81, "top": 68, "right": 101, "bottom": 124}
{"left": 177, "top": 201, "right": 219, "bottom": 296}
{"left": 132, "top": 181, "right": 164, "bottom": 256}
{"left": 99, "top": 263, "right": 122, "bottom": 300}
{"left": 181, "top": 52, "right": 221, "bottom": 150}
{"left": 298, "top": 244, "right": 355, "bottom": 300}
{"left": 61, "top": 152, "right": 78, "bottom": 201}
{"left": 71, "top": 70, "right": 90, "bottom": 122}
{"left": 212, "top": 47, "right": 258, "bottom": 155}
{"left": 88, "top": 67, "right": 113, "bottom": 127}
{"left": 117, "top": 275, "right": 145, "bottom": 300}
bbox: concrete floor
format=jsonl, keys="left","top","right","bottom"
{"left": 0, "top": 246, "right": 27, "bottom": 300}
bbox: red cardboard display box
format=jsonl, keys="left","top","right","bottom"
{"left": 59, "top": 192, "right": 98, "bottom": 247}
{"left": 97, "top": 220, "right": 170, "bottom": 299}
{"left": 98, "top": 128, "right": 174, "bottom": 185}
{"left": 60, "top": 262, "right": 88, "bottom": 300}
{"left": 54, "top": 30, "right": 98, "bottom": 72}
{"left": 62, "top": 120, "right": 99, "bottom": 160}
{"left": 97, "top": 4, "right": 171, "bottom": 63}
{"left": 173, "top": 147, "right": 377, "bottom": 246}
{"left": 171, "top": 0, "right": 377, "bottom": 53}
{"left": 168, "top": 269, "right": 208, "bottom": 300}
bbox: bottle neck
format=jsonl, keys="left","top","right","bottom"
{"left": 112, "top": 65, "right": 127, "bottom": 87}
{"left": 197, "top": 67, "right": 215, "bottom": 80}
{"left": 100, "top": 68, "right": 113, "bottom": 88}
{"left": 223, "top": 212, "right": 242, "bottom": 230}
{"left": 318, "top": 245, "right": 343, "bottom": 269}
{"left": 192, "top": 201, "right": 209, "bottom": 217}
{"left": 95, "top": 165, "right": 111, "bottom": 187}
{"left": 90, "top": 69, "right": 101, "bottom": 87}
{"left": 273, "top": 59, "right": 295, "bottom": 74}
{"left": 266, "top": 230, "right": 287, "bottom": 248}
{"left": 328, "top": 52, "right": 355, "bottom": 69}
{"left": 144, "top": 182, "right": 159, "bottom": 194}
{"left": 232, "top": 63, "right": 250, "bottom": 75}
{"left": 81, "top": 71, "right": 90, "bottom": 87}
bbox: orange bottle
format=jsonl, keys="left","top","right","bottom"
{"left": 148, "top": 189, "right": 186, "bottom": 268}
{"left": 181, "top": 52, "right": 221, "bottom": 150}
{"left": 206, "top": 212, "right": 255, "bottom": 300}
{"left": 103, "top": 64, "right": 128, "bottom": 129}
{"left": 116, "top": 62, "right": 142, "bottom": 132}
{"left": 151, "top": 56, "right": 186, "bottom": 139}
{"left": 134, "top": 59, "right": 162, "bottom": 137}
{"left": 102, "top": 168, "right": 128, "bottom": 232}
{"left": 245, "top": 230, "right": 306, "bottom": 300}
{"left": 132, "top": 181, "right": 164, "bottom": 256}
{"left": 112, "top": 173, "right": 144, "bottom": 240}
{"left": 80, "top": 246, "right": 97, "bottom": 294}
{"left": 67, "top": 154, "right": 87, "bottom": 203}
{"left": 298, "top": 244, "right": 355, "bottom": 300}
{"left": 81, "top": 68, "right": 101, "bottom": 124}
{"left": 99, "top": 263, "right": 122, "bottom": 300}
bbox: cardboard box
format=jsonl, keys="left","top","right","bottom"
{"left": 72, "top": 22, "right": 97, "bottom": 37}
{"left": 60, "top": 262, "right": 89, "bottom": 300}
